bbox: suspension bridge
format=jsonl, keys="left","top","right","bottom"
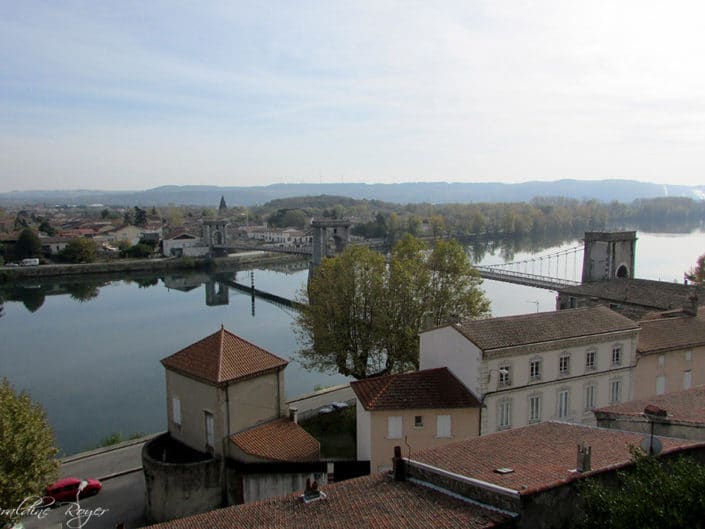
{"left": 230, "top": 241, "right": 585, "bottom": 291}
{"left": 474, "top": 244, "right": 584, "bottom": 290}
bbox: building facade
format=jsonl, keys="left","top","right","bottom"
{"left": 351, "top": 368, "right": 481, "bottom": 473}
{"left": 420, "top": 307, "right": 640, "bottom": 434}
{"left": 633, "top": 312, "right": 705, "bottom": 400}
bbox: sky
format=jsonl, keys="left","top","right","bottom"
{"left": 1, "top": 1, "right": 705, "bottom": 192}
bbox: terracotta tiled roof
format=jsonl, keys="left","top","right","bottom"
{"left": 161, "top": 327, "right": 287, "bottom": 386}
{"left": 351, "top": 368, "right": 480, "bottom": 411}
{"left": 637, "top": 316, "right": 705, "bottom": 354}
{"left": 561, "top": 279, "right": 705, "bottom": 311}
{"left": 145, "top": 473, "right": 511, "bottom": 529}
{"left": 230, "top": 418, "right": 320, "bottom": 462}
{"left": 594, "top": 386, "right": 705, "bottom": 426}
{"left": 449, "top": 306, "right": 638, "bottom": 352}
{"left": 412, "top": 421, "right": 699, "bottom": 496}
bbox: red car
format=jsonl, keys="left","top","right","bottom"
{"left": 44, "top": 477, "right": 102, "bottom": 504}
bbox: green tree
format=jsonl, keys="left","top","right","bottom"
{"left": 59, "top": 238, "right": 97, "bottom": 263}
{"left": 426, "top": 239, "right": 490, "bottom": 328}
{"left": 296, "top": 236, "right": 490, "bottom": 378}
{"left": 0, "top": 378, "right": 59, "bottom": 527}
{"left": 15, "top": 228, "right": 41, "bottom": 259}
{"left": 296, "top": 245, "right": 387, "bottom": 379}
{"left": 38, "top": 220, "right": 56, "bottom": 236}
{"left": 134, "top": 206, "right": 148, "bottom": 227}
{"left": 686, "top": 253, "right": 705, "bottom": 284}
{"left": 124, "top": 243, "right": 153, "bottom": 258}
{"left": 578, "top": 449, "right": 705, "bottom": 529}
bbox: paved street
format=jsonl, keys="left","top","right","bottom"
{"left": 19, "top": 435, "right": 160, "bottom": 529}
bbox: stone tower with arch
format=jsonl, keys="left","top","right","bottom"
{"left": 581, "top": 231, "right": 637, "bottom": 283}
{"left": 203, "top": 219, "right": 230, "bottom": 257}
{"left": 309, "top": 218, "right": 351, "bottom": 276}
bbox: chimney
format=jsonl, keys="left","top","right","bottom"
{"left": 289, "top": 407, "right": 299, "bottom": 424}
{"left": 684, "top": 294, "right": 699, "bottom": 317}
{"left": 576, "top": 443, "right": 592, "bottom": 472}
{"left": 392, "top": 446, "right": 406, "bottom": 481}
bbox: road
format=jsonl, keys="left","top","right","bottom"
{"left": 21, "top": 471, "right": 147, "bottom": 529}
{"left": 19, "top": 436, "right": 158, "bottom": 529}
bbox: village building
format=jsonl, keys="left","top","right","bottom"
{"left": 594, "top": 386, "right": 705, "bottom": 442}
{"left": 351, "top": 367, "right": 482, "bottom": 473}
{"left": 142, "top": 326, "right": 325, "bottom": 523}
{"left": 107, "top": 224, "right": 144, "bottom": 247}
{"left": 146, "top": 421, "right": 705, "bottom": 529}
{"left": 420, "top": 306, "right": 640, "bottom": 434}
{"left": 162, "top": 229, "right": 208, "bottom": 257}
{"left": 241, "top": 226, "right": 312, "bottom": 246}
{"left": 633, "top": 307, "right": 705, "bottom": 399}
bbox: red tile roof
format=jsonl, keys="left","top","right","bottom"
{"left": 146, "top": 473, "right": 511, "bottom": 529}
{"left": 449, "top": 306, "right": 638, "bottom": 352}
{"left": 230, "top": 418, "right": 320, "bottom": 462}
{"left": 161, "top": 327, "right": 287, "bottom": 386}
{"left": 351, "top": 368, "right": 481, "bottom": 411}
{"left": 594, "top": 386, "right": 705, "bottom": 425}
{"left": 412, "top": 421, "right": 700, "bottom": 496}
{"left": 637, "top": 316, "right": 705, "bottom": 354}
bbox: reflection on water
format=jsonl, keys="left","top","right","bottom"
{"left": 0, "top": 263, "right": 341, "bottom": 455}
{"left": 1, "top": 231, "right": 704, "bottom": 455}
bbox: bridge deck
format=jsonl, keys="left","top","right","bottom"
{"left": 475, "top": 267, "right": 580, "bottom": 290}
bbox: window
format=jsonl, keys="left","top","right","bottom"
{"left": 529, "top": 358, "right": 542, "bottom": 381}
{"left": 585, "top": 350, "right": 596, "bottom": 371}
{"left": 610, "top": 379, "right": 622, "bottom": 403}
{"left": 387, "top": 416, "right": 402, "bottom": 439}
{"left": 584, "top": 384, "right": 596, "bottom": 411}
{"left": 414, "top": 415, "right": 424, "bottom": 428}
{"left": 528, "top": 394, "right": 542, "bottom": 423}
{"left": 204, "top": 411, "right": 214, "bottom": 451}
{"left": 498, "top": 364, "right": 512, "bottom": 387}
{"left": 656, "top": 375, "right": 665, "bottom": 395}
{"left": 569, "top": 296, "right": 577, "bottom": 308}
{"left": 559, "top": 354, "right": 570, "bottom": 376}
{"left": 498, "top": 399, "right": 512, "bottom": 430}
{"left": 172, "top": 396, "right": 181, "bottom": 426}
{"left": 558, "top": 389, "right": 570, "bottom": 419}
{"left": 612, "top": 345, "right": 622, "bottom": 366}
{"left": 436, "top": 415, "right": 451, "bottom": 438}
{"left": 684, "top": 370, "right": 692, "bottom": 390}
{"left": 658, "top": 355, "right": 665, "bottom": 367}
{"left": 685, "top": 351, "right": 692, "bottom": 362}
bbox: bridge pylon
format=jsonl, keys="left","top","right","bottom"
{"left": 309, "top": 219, "right": 351, "bottom": 280}
{"left": 582, "top": 231, "right": 637, "bottom": 283}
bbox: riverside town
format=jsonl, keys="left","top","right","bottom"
{"left": 3, "top": 4, "right": 705, "bottom": 529}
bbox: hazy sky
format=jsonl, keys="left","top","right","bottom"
{"left": 2, "top": 1, "right": 705, "bottom": 192}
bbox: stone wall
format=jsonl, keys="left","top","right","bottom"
{"left": 142, "top": 435, "right": 223, "bottom": 523}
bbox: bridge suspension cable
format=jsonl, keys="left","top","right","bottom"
{"left": 476, "top": 245, "right": 584, "bottom": 289}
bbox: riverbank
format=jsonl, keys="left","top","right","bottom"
{"left": 0, "top": 251, "right": 307, "bottom": 283}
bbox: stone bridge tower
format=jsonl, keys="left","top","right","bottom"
{"left": 581, "top": 231, "right": 637, "bottom": 283}
{"left": 309, "top": 218, "right": 351, "bottom": 276}
{"left": 203, "top": 219, "right": 230, "bottom": 257}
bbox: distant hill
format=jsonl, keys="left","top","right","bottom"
{"left": 1, "top": 180, "right": 703, "bottom": 207}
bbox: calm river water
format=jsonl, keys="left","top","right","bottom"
{"left": 1, "top": 231, "right": 703, "bottom": 454}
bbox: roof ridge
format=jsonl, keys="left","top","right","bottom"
{"left": 367, "top": 375, "right": 398, "bottom": 409}
{"left": 217, "top": 324, "right": 226, "bottom": 383}
{"left": 221, "top": 327, "right": 288, "bottom": 364}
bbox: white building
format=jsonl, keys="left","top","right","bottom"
{"left": 419, "top": 306, "right": 640, "bottom": 435}
{"left": 244, "top": 227, "right": 311, "bottom": 246}
{"left": 162, "top": 230, "right": 209, "bottom": 257}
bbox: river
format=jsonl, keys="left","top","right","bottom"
{"left": 0, "top": 230, "right": 703, "bottom": 455}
